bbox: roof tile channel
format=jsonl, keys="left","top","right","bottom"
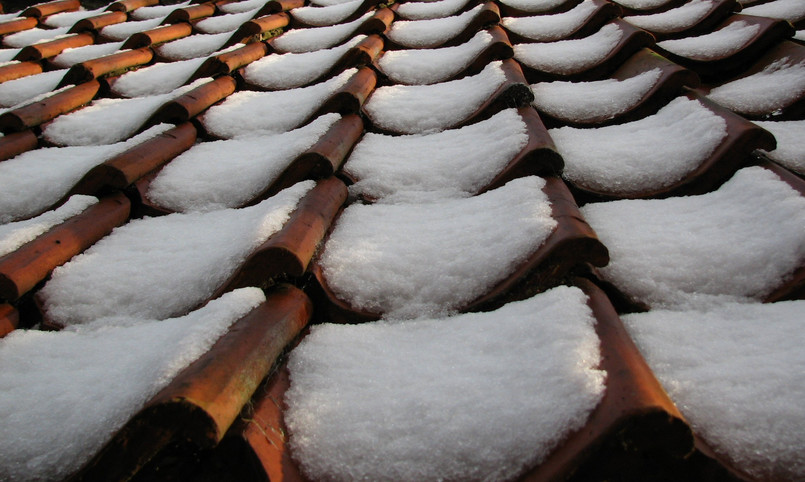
{"left": 0, "top": 0, "right": 803, "bottom": 479}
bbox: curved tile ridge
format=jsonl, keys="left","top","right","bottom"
{"left": 531, "top": 68, "right": 662, "bottom": 122}
{"left": 756, "top": 120, "right": 805, "bottom": 175}
{"left": 271, "top": 10, "right": 375, "bottom": 53}
{"left": 514, "top": 22, "right": 623, "bottom": 74}
{"left": 0, "top": 288, "right": 265, "bottom": 482}
{"left": 291, "top": 0, "right": 365, "bottom": 26}
{"left": 38, "top": 181, "right": 314, "bottom": 327}
{"left": 395, "top": 0, "right": 476, "bottom": 20}
{"left": 364, "top": 59, "right": 509, "bottom": 134}
{"left": 622, "top": 300, "right": 805, "bottom": 481}
{"left": 657, "top": 20, "right": 760, "bottom": 61}
{"left": 344, "top": 108, "right": 530, "bottom": 201}
{"left": 386, "top": 3, "right": 490, "bottom": 49}
{"left": 624, "top": 0, "right": 719, "bottom": 34}
{"left": 502, "top": 0, "right": 600, "bottom": 42}
{"left": 285, "top": 285, "right": 605, "bottom": 480}
{"left": 318, "top": 176, "right": 558, "bottom": 319}
{"left": 582, "top": 166, "right": 805, "bottom": 310}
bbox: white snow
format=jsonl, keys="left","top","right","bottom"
{"left": 203, "top": 69, "right": 355, "bottom": 138}
{"left": 742, "top": 0, "right": 805, "bottom": 23}
{"left": 40, "top": 182, "right": 313, "bottom": 327}
{"left": 0, "top": 49, "right": 19, "bottom": 63}
{"left": 0, "top": 195, "right": 98, "bottom": 258}
{"left": 43, "top": 78, "right": 212, "bottom": 146}
{"left": 100, "top": 17, "right": 165, "bottom": 40}
{"left": 551, "top": 97, "right": 727, "bottom": 194}
{"left": 312, "top": 0, "right": 361, "bottom": 5}
{"left": 622, "top": 301, "right": 805, "bottom": 481}
{"left": 395, "top": 0, "right": 473, "bottom": 20}
{"left": 0, "top": 69, "right": 67, "bottom": 108}
{"left": 194, "top": 9, "right": 260, "bottom": 34}
{"left": 657, "top": 20, "right": 760, "bottom": 60}
{"left": 291, "top": 0, "right": 363, "bottom": 26}
{"left": 387, "top": 4, "right": 484, "bottom": 48}
{"left": 147, "top": 114, "right": 340, "bottom": 212}
{"left": 131, "top": 1, "right": 192, "bottom": 20}
{"left": 43, "top": 7, "right": 106, "bottom": 28}
{"left": 377, "top": 30, "right": 494, "bottom": 85}
{"left": 3, "top": 27, "right": 70, "bottom": 48}
{"left": 514, "top": 23, "right": 623, "bottom": 75}
{"left": 581, "top": 166, "right": 805, "bottom": 309}
{"left": 112, "top": 57, "right": 208, "bottom": 97}
{"left": 796, "top": 29, "right": 805, "bottom": 41}
{"left": 0, "top": 125, "right": 172, "bottom": 223}
{"left": 624, "top": 0, "right": 716, "bottom": 33}
{"left": 531, "top": 68, "right": 661, "bottom": 121}
{"left": 319, "top": 176, "right": 557, "bottom": 319}
{"left": 706, "top": 57, "right": 805, "bottom": 116}
{"left": 51, "top": 42, "right": 127, "bottom": 67}
{"left": 364, "top": 60, "right": 507, "bottom": 134}
{"left": 220, "top": 0, "right": 271, "bottom": 13}
{"left": 344, "top": 109, "right": 529, "bottom": 202}
{"left": 498, "top": 0, "right": 572, "bottom": 14}
{"left": 271, "top": 11, "right": 373, "bottom": 53}
{"left": 157, "top": 31, "right": 233, "bottom": 60}
{"left": 501, "top": 1, "right": 600, "bottom": 42}
{"left": 243, "top": 35, "right": 365, "bottom": 89}
{"left": 286, "top": 286, "right": 605, "bottom": 481}
{"left": 613, "top": 0, "right": 672, "bottom": 10}
{"left": 756, "top": 120, "right": 805, "bottom": 174}
{"left": 0, "top": 288, "right": 265, "bottom": 482}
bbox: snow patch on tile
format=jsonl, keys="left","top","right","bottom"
{"left": 499, "top": 0, "right": 572, "bottom": 14}
{"left": 100, "top": 17, "right": 164, "bottom": 40}
{"left": 112, "top": 57, "right": 208, "bottom": 97}
{"left": 395, "top": 0, "right": 474, "bottom": 20}
{"left": 742, "top": 0, "right": 805, "bottom": 22}
{"left": 43, "top": 7, "right": 106, "bottom": 28}
{"left": 220, "top": 0, "right": 271, "bottom": 13}
{"left": 502, "top": 1, "right": 600, "bottom": 42}
{"left": 291, "top": 0, "right": 364, "bottom": 26}
{"left": 131, "top": 1, "right": 192, "bottom": 20}
{"left": 514, "top": 23, "right": 623, "bottom": 74}
{"left": 157, "top": 31, "right": 232, "bottom": 60}
{"left": 624, "top": 0, "right": 716, "bottom": 33}
{"left": 0, "top": 69, "right": 67, "bottom": 108}
{"left": 706, "top": 57, "right": 805, "bottom": 116}
{"left": 387, "top": 4, "right": 484, "bottom": 48}
{"left": 271, "top": 11, "right": 374, "bottom": 53}
{"left": 657, "top": 20, "right": 760, "bottom": 60}
{"left": 51, "top": 42, "right": 127, "bottom": 67}
{"left": 3, "top": 27, "right": 70, "bottom": 48}
{"left": 195, "top": 9, "right": 260, "bottom": 34}
{"left": 756, "top": 120, "right": 805, "bottom": 174}
{"left": 614, "top": 0, "right": 672, "bottom": 10}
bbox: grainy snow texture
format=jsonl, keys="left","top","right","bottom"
{"left": 43, "top": 78, "right": 212, "bottom": 146}
{"left": 320, "top": 177, "right": 557, "bottom": 319}
{"left": 131, "top": 1, "right": 192, "bottom": 19}
{"left": 514, "top": 23, "right": 623, "bottom": 74}
{"left": 220, "top": 0, "right": 270, "bottom": 13}
{"left": 0, "top": 288, "right": 265, "bottom": 482}
{"left": 112, "top": 57, "right": 208, "bottom": 97}
{"left": 100, "top": 17, "right": 165, "bottom": 40}
{"left": 271, "top": 11, "right": 374, "bottom": 53}
{"left": 624, "top": 0, "right": 715, "bottom": 33}
{"left": 657, "top": 21, "right": 759, "bottom": 60}
{"left": 291, "top": 0, "right": 363, "bottom": 26}
{"left": 345, "top": 109, "right": 529, "bottom": 201}
{"left": 157, "top": 31, "right": 232, "bottom": 60}
{"left": 549, "top": 97, "right": 726, "bottom": 193}
{"left": 51, "top": 42, "right": 127, "bottom": 67}
{"left": 0, "top": 196, "right": 97, "bottom": 257}
{"left": 286, "top": 286, "right": 606, "bottom": 481}
{"left": 623, "top": 301, "right": 805, "bottom": 481}
{"left": 499, "top": 0, "right": 571, "bottom": 13}
{"left": 531, "top": 68, "right": 661, "bottom": 122}
{"left": 243, "top": 36, "right": 365, "bottom": 89}
{"left": 147, "top": 114, "right": 340, "bottom": 211}
{"left": 756, "top": 120, "right": 805, "bottom": 174}
{"left": 614, "top": 0, "right": 671, "bottom": 10}
{"left": 395, "top": 0, "right": 473, "bottom": 20}
{"left": 42, "top": 7, "right": 105, "bottom": 27}
{"left": 706, "top": 58, "right": 805, "bottom": 116}
{"left": 742, "top": 0, "right": 805, "bottom": 23}
{"left": 502, "top": 1, "right": 600, "bottom": 41}
{"left": 364, "top": 60, "right": 507, "bottom": 134}
{"left": 377, "top": 30, "right": 493, "bottom": 84}
{"left": 195, "top": 9, "right": 259, "bottom": 34}
{"left": 0, "top": 125, "right": 171, "bottom": 223}
{"left": 3, "top": 27, "right": 70, "bottom": 48}
{"left": 0, "top": 69, "right": 67, "bottom": 108}
{"left": 387, "top": 5, "right": 484, "bottom": 48}
{"left": 203, "top": 69, "right": 354, "bottom": 138}
{"left": 581, "top": 167, "right": 805, "bottom": 309}
{"left": 40, "top": 182, "right": 313, "bottom": 327}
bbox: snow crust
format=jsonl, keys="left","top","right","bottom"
{"left": 0, "top": 288, "right": 265, "bottom": 482}
{"left": 531, "top": 68, "right": 661, "bottom": 121}
{"left": 320, "top": 177, "right": 557, "bottom": 319}
{"left": 345, "top": 109, "right": 529, "bottom": 202}
{"left": 707, "top": 58, "right": 805, "bottom": 116}
{"left": 112, "top": 57, "right": 208, "bottom": 97}
{"left": 100, "top": 17, "right": 164, "bottom": 40}
{"left": 498, "top": 0, "right": 571, "bottom": 13}
{"left": 3, "top": 27, "right": 70, "bottom": 48}
{"left": 51, "top": 42, "right": 126, "bottom": 67}
{"left": 364, "top": 60, "right": 507, "bottom": 134}
{"left": 514, "top": 23, "right": 623, "bottom": 74}
{"left": 243, "top": 35, "right": 365, "bottom": 89}
{"left": 271, "top": 11, "right": 374, "bottom": 53}
{"left": 0, "top": 195, "right": 97, "bottom": 258}
{"left": 157, "top": 31, "right": 232, "bottom": 60}
{"left": 377, "top": 30, "right": 493, "bottom": 85}
{"left": 131, "top": 1, "right": 192, "bottom": 19}
{"left": 395, "top": 0, "right": 474, "bottom": 20}
{"left": 742, "top": 0, "right": 805, "bottom": 22}
{"left": 43, "top": 78, "right": 212, "bottom": 146}
{"left": 195, "top": 9, "right": 259, "bottom": 34}
{"left": 286, "top": 286, "right": 605, "bottom": 481}
{"left": 0, "top": 69, "right": 67, "bottom": 108}
{"left": 387, "top": 5, "right": 484, "bottom": 48}
{"left": 624, "top": 0, "right": 715, "bottom": 33}
{"left": 756, "top": 120, "right": 805, "bottom": 174}
{"left": 147, "top": 114, "right": 340, "bottom": 211}
{"left": 581, "top": 166, "right": 805, "bottom": 309}
{"left": 42, "top": 7, "right": 105, "bottom": 27}
{"left": 657, "top": 20, "right": 760, "bottom": 60}
{"left": 203, "top": 69, "right": 354, "bottom": 138}
{"left": 623, "top": 301, "right": 805, "bottom": 480}
{"left": 40, "top": 182, "right": 313, "bottom": 327}
{"left": 291, "top": 0, "right": 363, "bottom": 26}
{"left": 501, "top": 1, "right": 600, "bottom": 42}
{"left": 0, "top": 125, "right": 171, "bottom": 223}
